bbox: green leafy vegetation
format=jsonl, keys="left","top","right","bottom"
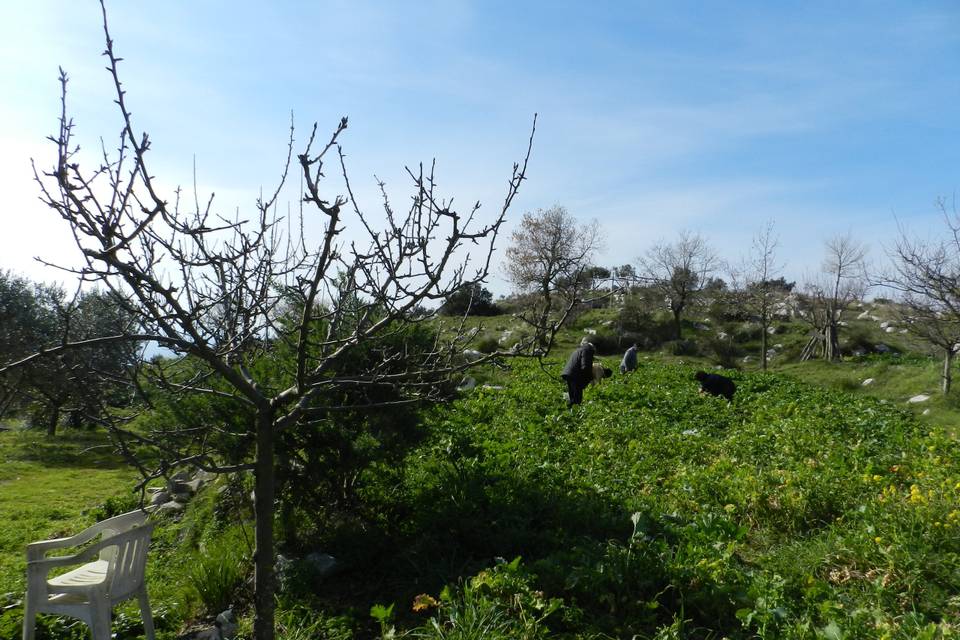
{"left": 360, "top": 359, "right": 957, "bottom": 638}
{"left": 4, "top": 307, "right": 960, "bottom": 638}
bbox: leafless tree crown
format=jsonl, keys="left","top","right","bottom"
{"left": 881, "top": 199, "right": 960, "bottom": 392}
{"left": 504, "top": 205, "right": 603, "bottom": 352}
{"left": 800, "top": 232, "right": 868, "bottom": 360}
{"left": 7, "top": 3, "right": 537, "bottom": 636}
{"left": 637, "top": 230, "right": 720, "bottom": 338}
{"left": 738, "top": 220, "right": 782, "bottom": 369}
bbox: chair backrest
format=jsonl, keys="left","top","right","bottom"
{"left": 97, "top": 509, "right": 148, "bottom": 563}
{"left": 104, "top": 522, "right": 155, "bottom": 601}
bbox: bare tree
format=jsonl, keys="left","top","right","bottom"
{"left": 504, "top": 205, "right": 603, "bottom": 353}
{"left": 0, "top": 4, "right": 534, "bottom": 638}
{"left": 638, "top": 230, "right": 719, "bottom": 340}
{"left": 799, "top": 233, "right": 868, "bottom": 361}
{"left": 740, "top": 220, "right": 782, "bottom": 371}
{"left": 881, "top": 200, "right": 960, "bottom": 394}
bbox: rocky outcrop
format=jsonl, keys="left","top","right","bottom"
{"left": 148, "top": 469, "right": 216, "bottom": 515}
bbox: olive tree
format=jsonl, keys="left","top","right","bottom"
{"left": 0, "top": 273, "right": 135, "bottom": 434}
{"left": 0, "top": 272, "right": 60, "bottom": 421}
{"left": 1, "top": 4, "right": 534, "bottom": 637}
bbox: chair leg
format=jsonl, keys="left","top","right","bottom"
{"left": 21, "top": 598, "right": 35, "bottom": 640}
{"left": 138, "top": 588, "right": 156, "bottom": 640}
{"left": 89, "top": 602, "right": 112, "bottom": 640}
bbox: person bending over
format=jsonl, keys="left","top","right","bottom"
{"left": 592, "top": 362, "right": 613, "bottom": 385}
{"left": 561, "top": 341, "right": 595, "bottom": 406}
{"left": 694, "top": 370, "right": 736, "bottom": 400}
{"left": 620, "top": 343, "right": 638, "bottom": 374}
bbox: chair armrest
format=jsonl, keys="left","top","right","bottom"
{"left": 29, "top": 521, "right": 156, "bottom": 570}
{"left": 25, "top": 520, "right": 108, "bottom": 561}
{"left": 27, "top": 540, "right": 108, "bottom": 572}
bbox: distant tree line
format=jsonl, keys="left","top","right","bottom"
{"left": 487, "top": 200, "right": 960, "bottom": 396}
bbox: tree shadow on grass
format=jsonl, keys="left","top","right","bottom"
{"left": 309, "top": 462, "right": 750, "bottom": 638}
{"left": 1, "top": 430, "right": 128, "bottom": 470}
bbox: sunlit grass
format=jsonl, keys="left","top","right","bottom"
{"left": 0, "top": 429, "right": 137, "bottom": 594}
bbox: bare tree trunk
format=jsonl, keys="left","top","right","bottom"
{"left": 824, "top": 323, "right": 840, "bottom": 362}
{"left": 760, "top": 321, "right": 768, "bottom": 371}
{"left": 253, "top": 411, "right": 276, "bottom": 640}
{"left": 673, "top": 309, "right": 683, "bottom": 340}
{"left": 943, "top": 349, "right": 953, "bottom": 395}
{"left": 46, "top": 403, "right": 60, "bottom": 438}
{"left": 536, "top": 282, "right": 552, "bottom": 351}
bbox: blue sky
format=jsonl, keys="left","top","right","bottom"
{"left": 1, "top": 1, "right": 958, "bottom": 295}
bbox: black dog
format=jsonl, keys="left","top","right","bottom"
{"left": 694, "top": 370, "right": 736, "bottom": 400}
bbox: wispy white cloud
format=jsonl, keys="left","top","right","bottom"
{"left": 2, "top": 1, "right": 958, "bottom": 297}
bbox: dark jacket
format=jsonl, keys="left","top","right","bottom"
{"left": 696, "top": 371, "right": 736, "bottom": 400}
{"left": 562, "top": 343, "right": 595, "bottom": 384}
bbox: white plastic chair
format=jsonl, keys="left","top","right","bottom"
{"left": 23, "top": 509, "right": 156, "bottom": 640}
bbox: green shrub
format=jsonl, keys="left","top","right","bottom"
{"left": 588, "top": 331, "right": 621, "bottom": 355}
{"left": 837, "top": 377, "right": 861, "bottom": 391}
{"left": 704, "top": 335, "right": 741, "bottom": 369}
{"left": 664, "top": 339, "right": 698, "bottom": 356}
{"left": 91, "top": 491, "right": 142, "bottom": 521}
{"left": 842, "top": 326, "right": 876, "bottom": 356}
{"left": 474, "top": 335, "right": 500, "bottom": 354}
{"left": 184, "top": 525, "right": 251, "bottom": 614}
{"left": 412, "top": 558, "right": 560, "bottom": 640}
{"left": 277, "top": 606, "right": 354, "bottom": 640}
{"left": 733, "top": 323, "right": 763, "bottom": 343}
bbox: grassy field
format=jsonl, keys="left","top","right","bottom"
{"left": 355, "top": 359, "right": 958, "bottom": 638}
{"left": 0, "top": 430, "right": 137, "bottom": 595}
{"left": 2, "top": 305, "right": 960, "bottom": 638}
